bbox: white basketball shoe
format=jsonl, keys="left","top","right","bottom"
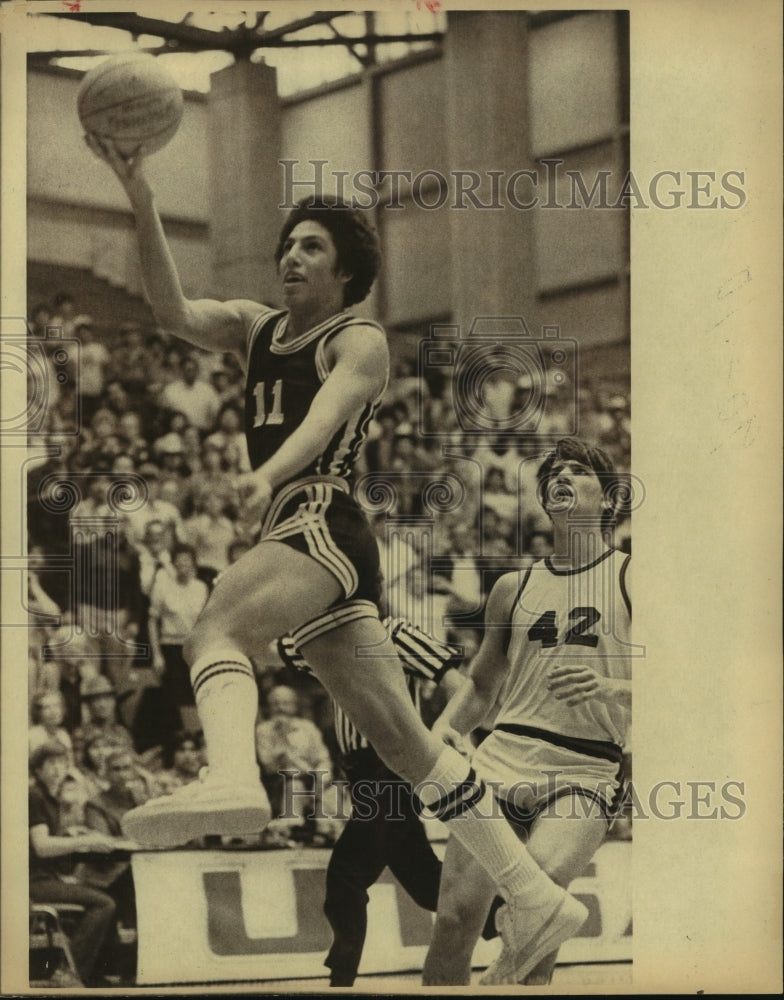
{"left": 480, "top": 886, "right": 588, "bottom": 985}
{"left": 121, "top": 769, "right": 272, "bottom": 849}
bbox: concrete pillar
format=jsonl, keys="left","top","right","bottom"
{"left": 443, "top": 12, "right": 536, "bottom": 329}
{"left": 207, "top": 60, "right": 283, "bottom": 303}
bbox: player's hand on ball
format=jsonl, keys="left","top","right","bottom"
{"left": 238, "top": 470, "right": 274, "bottom": 524}
{"left": 84, "top": 133, "right": 145, "bottom": 187}
{"left": 547, "top": 664, "right": 605, "bottom": 706}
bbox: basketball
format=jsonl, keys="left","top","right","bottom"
{"left": 78, "top": 53, "right": 183, "bottom": 157}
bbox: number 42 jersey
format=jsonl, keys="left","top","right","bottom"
{"left": 494, "top": 547, "right": 632, "bottom": 749}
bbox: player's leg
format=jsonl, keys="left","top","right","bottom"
{"left": 480, "top": 790, "right": 608, "bottom": 985}
{"left": 422, "top": 835, "right": 496, "bottom": 985}
{"left": 523, "top": 791, "right": 608, "bottom": 985}
{"left": 385, "top": 775, "right": 442, "bottom": 913}
{"left": 300, "top": 617, "right": 586, "bottom": 968}
{"left": 122, "top": 541, "right": 343, "bottom": 847}
{"left": 323, "top": 760, "right": 390, "bottom": 987}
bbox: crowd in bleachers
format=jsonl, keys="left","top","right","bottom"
{"left": 26, "top": 292, "right": 631, "bottom": 985}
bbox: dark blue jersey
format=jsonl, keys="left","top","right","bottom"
{"left": 243, "top": 309, "right": 387, "bottom": 487}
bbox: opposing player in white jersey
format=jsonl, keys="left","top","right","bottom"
{"left": 423, "top": 437, "right": 632, "bottom": 986}
{"left": 87, "top": 137, "right": 590, "bottom": 979}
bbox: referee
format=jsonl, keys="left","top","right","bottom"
{"left": 279, "top": 620, "right": 501, "bottom": 987}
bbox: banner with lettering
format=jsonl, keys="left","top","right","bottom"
{"left": 132, "top": 842, "right": 631, "bottom": 985}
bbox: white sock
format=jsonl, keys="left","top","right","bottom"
{"left": 416, "top": 746, "right": 554, "bottom": 901}
{"left": 190, "top": 650, "right": 260, "bottom": 785}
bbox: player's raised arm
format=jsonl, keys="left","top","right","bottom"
{"left": 85, "top": 135, "right": 261, "bottom": 362}
{"left": 432, "top": 573, "right": 519, "bottom": 745}
{"left": 240, "top": 323, "right": 389, "bottom": 520}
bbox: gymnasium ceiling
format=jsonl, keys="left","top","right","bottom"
{"left": 27, "top": 9, "right": 446, "bottom": 94}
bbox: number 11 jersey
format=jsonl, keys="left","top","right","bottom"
{"left": 243, "top": 308, "right": 387, "bottom": 486}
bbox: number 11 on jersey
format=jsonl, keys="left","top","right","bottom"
{"left": 252, "top": 379, "right": 285, "bottom": 427}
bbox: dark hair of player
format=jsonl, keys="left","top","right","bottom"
{"left": 536, "top": 437, "right": 621, "bottom": 530}
{"left": 274, "top": 195, "right": 382, "bottom": 307}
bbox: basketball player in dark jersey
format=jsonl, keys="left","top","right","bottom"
{"left": 423, "top": 438, "right": 632, "bottom": 986}
{"left": 86, "top": 135, "right": 588, "bottom": 977}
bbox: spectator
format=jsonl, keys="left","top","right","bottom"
{"left": 136, "top": 519, "right": 174, "bottom": 598}
{"left": 73, "top": 316, "right": 110, "bottom": 424}
{"left": 183, "top": 491, "right": 237, "bottom": 584}
{"left": 29, "top": 302, "right": 52, "bottom": 338}
{"left": 49, "top": 292, "right": 78, "bottom": 336}
{"left": 116, "top": 411, "right": 149, "bottom": 462}
{"left": 29, "top": 691, "right": 73, "bottom": 764}
{"left": 52, "top": 647, "right": 99, "bottom": 735}
{"left": 73, "top": 676, "right": 135, "bottom": 770}
{"left": 101, "top": 380, "right": 132, "bottom": 420}
{"left": 204, "top": 401, "right": 251, "bottom": 471}
{"left": 483, "top": 466, "right": 517, "bottom": 523}
{"left": 83, "top": 749, "right": 146, "bottom": 980}
{"left": 160, "top": 353, "right": 219, "bottom": 432}
{"left": 255, "top": 685, "right": 333, "bottom": 834}
{"left": 361, "top": 404, "right": 397, "bottom": 474}
{"left": 154, "top": 434, "right": 191, "bottom": 501}
{"left": 156, "top": 731, "right": 204, "bottom": 794}
{"left": 28, "top": 741, "right": 117, "bottom": 987}
{"left": 181, "top": 425, "right": 204, "bottom": 474}
{"left": 111, "top": 453, "right": 136, "bottom": 476}
{"left": 124, "top": 464, "right": 183, "bottom": 550}
{"left": 110, "top": 323, "right": 148, "bottom": 401}
{"left": 209, "top": 365, "right": 241, "bottom": 407}
{"left": 186, "top": 441, "right": 238, "bottom": 518}
{"left": 148, "top": 544, "right": 209, "bottom": 733}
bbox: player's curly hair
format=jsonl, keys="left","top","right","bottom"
{"left": 536, "top": 438, "right": 622, "bottom": 530}
{"left": 274, "top": 195, "right": 381, "bottom": 307}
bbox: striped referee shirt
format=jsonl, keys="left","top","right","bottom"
{"left": 277, "top": 619, "right": 461, "bottom": 757}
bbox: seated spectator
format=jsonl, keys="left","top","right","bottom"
{"left": 183, "top": 491, "right": 237, "bottom": 583}
{"left": 72, "top": 676, "right": 135, "bottom": 771}
{"left": 255, "top": 685, "right": 333, "bottom": 835}
{"left": 204, "top": 401, "right": 251, "bottom": 472}
{"left": 154, "top": 437, "right": 191, "bottom": 505}
{"left": 111, "top": 453, "right": 136, "bottom": 476}
{"left": 181, "top": 425, "right": 204, "bottom": 474}
{"left": 101, "top": 379, "right": 132, "bottom": 420}
{"left": 483, "top": 466, "right": 517, "bottom": 522}
{"left": 28, "top": 741, "right": 118, "bottom": 987}
{"left": 29, "top": 301, "right": 52, "bottom": 338}
{"left": 73, "top": 316, "right": 110, "bottom": 424}
{"left": 49, "top": 291, "right": 78, "bottom": 336}
{"left": 160, "top": 353, "right": 220, "bottom": 432}
{"left": 29, "top": 691, "right": 73, "bottom": 764}
{"left": 110, "top": 322, "right": 149, "bottom": 402}
{"left": 156, "top": 731, "right": 204, "bottom": 794}
{"left": 210, "top": 365, "right": 241, "bottom": 407}
{"left": 116, "top": 411, "right": 149, "bottom": 463}
{"left": 186, "top": 441, "right": 239, "bottom": 518}
{"left": 82, "top": 750, "right": 147, "bottom": 984}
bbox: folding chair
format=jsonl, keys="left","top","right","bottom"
{"left": 29, "top": 903, "right": 84, "bottom": 987}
